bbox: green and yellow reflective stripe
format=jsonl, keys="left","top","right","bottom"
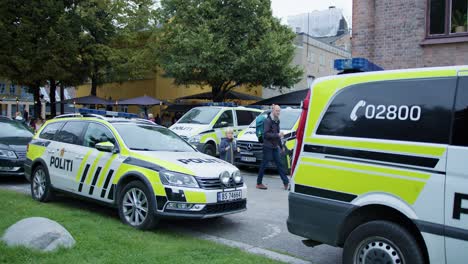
{"left": 294, "top": 163, "right": 426, "bottom": 205}
{"left": 300, "top": 157, "right": 430, "bottom": 180}
{"left": 97, "top": 155, "right": 118, "bottom": 188}
{"left": 304, "top": 138, "right": 446, "bottom": 157}
{"left": 85, "top": 152, "right": 104, "bottom": 185}
{"left": 184, "top": 190, "right": 207, "bottom": 203}
{"left": 75, "top": 150, "right": 93, "bottom": 181}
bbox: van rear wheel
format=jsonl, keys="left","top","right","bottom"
{"left": 343, "top": 220, "right": 424, "bottom": 264}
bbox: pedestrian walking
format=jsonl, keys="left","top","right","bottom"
{"left": 219, "top": 128, "right": 240, "bottom": 164}
{"left": 256, "top": 105, "right": 289, "bottom": 190}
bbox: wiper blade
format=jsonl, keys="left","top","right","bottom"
{"left": 130, "top": 148, "right": 153, "bottom": 151}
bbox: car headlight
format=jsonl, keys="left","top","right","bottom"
{"left": 219, "top": 171, "right": 231, "bottom": 186}
{"left": 232, "top": 170, "right": 242, "bottom": 183}
{"left": 188, "top": 135, "right": 201, "bottom": 143}
{"left": 159, "top": 171, "right": 199, "bottom": 188}
{"left": 0, "top": 150, "right": 17, "bottom": 159}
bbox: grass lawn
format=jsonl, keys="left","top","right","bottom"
{"left": 0, "top": 190, "right": 281, "bottom": 264}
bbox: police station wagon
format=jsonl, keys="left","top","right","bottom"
{"left": 25, "top": 109, "right": 246, "bottom": 230}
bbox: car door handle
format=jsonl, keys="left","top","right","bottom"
{"left": 47, "top": 150, "right": 55, "bottom": 154}
{"left": 75, "top": 155, "right": 84, "bottom": 160}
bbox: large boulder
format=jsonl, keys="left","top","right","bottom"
{"left": 2, "top": 217, "right": 75, "bottom": 252}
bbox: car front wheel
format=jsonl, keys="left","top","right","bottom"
{"left": 30, "top": 165, "right": 54, "bottom": 202}
{"left": 118, "top": 181, "right": 158, "bottom": 230}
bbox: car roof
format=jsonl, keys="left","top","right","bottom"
{"left": 51, "top": 115, "right": 163, "bottom": 127}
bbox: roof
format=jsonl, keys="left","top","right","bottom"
{"left": 251, "top": 89, "right": 309, "bottom": 106}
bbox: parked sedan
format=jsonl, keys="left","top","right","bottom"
{"left": 0, "top": 118, "right": 33, "bottom": 177}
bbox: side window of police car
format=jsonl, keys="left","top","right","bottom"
{"left": 39, "top": 122, "right": 64, "bottom": 140}
{"left": 54, "top": 122, "right": 87, "bottom": 145}
{"left": 452, "top": 77, "right": 468, "bottom": 147}
{"left": 316, "top": 78, "right": 457, "bottom": 144}
{"left": 215, "top": 110, "right": 234, "bottom": 128}
{"left": 236, "top": 110, "right": 257, "bottom": 126}
{"left": 83, "top": 123, "right": 116, "bottom": 149}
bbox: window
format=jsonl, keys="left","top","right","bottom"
{"left": 55, "top": 122, "right": 87, "bottom": 145}
{"left": 428, "top": 0, "right": 468, "bottom": 37}
{"left": 39, "top": 122, "right": 64, "bottom": 140}
{"left": 307, "top": 51, "right": 314, "bottom": 63}
{"left": 9, "top": 84, "right": 16, "bottom": 94}
{"left": 320, "top": 55, "right": 325, "bottom": 66}
{"left": 236, "top": 110, "right": 258, "bottom": 126}
{"left": 0, "top": 83, "right": 5, "bottom": 94}
{"left": 0, "top": 120, "right": 33, "bottom": 138}
{"left": 83, "top": 123, "right": 116, "bottom": 148}
{"left": 178, "top": 107, "right": 221, "bottom": 124}
{"left": 317, "top": 78, "right": 457, "bottom": 144}
{"left": 452, "top": 77, "right": 468, "bottom": 146}
{"left": 214, "top": 110, "right": 234, "bottom": 128}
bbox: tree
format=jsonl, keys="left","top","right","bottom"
{"left": 156, "top": 0, "right": 302, "bottom": 102}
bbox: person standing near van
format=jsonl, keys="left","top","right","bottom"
{"left": 219, "top": 128, "right": 240, "bottom": 164}
{"left": 256, "top": 105, "right": 289, "bottom": 190}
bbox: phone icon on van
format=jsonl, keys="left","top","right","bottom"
{"left": 350, "top": 100, "right": 366, "bottom": 121}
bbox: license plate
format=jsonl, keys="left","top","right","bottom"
{"left": 241, "top": 156, "right": 256, "bottom": 162}
{"left": 217, "top": 190, "right": 242, "bottom": 202}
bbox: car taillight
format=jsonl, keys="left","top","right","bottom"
{"left": 291, "top": 90, "right": 311, "bottom": 176}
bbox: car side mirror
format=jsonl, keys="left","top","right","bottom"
{"left": 95, "top": 141, "right": 117, "bottom": 153}
{"left": 216, "top": 121, "right": 229, "bottom": 128}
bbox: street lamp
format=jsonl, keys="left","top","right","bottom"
{"left": 306, "top": 75, "right": 315, "bottom": 89}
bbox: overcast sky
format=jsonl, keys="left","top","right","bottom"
{"left": 271, "top": 0, "right": 352, "bottom": 25}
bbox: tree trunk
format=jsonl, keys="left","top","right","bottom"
{"left": 49, "top": 79, "right": 57, "bottom": 117}
{"left": 91, "top": 74, "right": 97, "bottom": 96}
{"left": 60, "top": 83, "right": 65, "bottom": 114}
{"left": 33, "top": 84, "right": 41, "bottom": 119}
{"left": 212, "top": 85, "right": 223, "bottom": 102}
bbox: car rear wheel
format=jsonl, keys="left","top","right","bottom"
{"left": 202, "top": 143, "right": 216, "bottom": 156}
{"left": 118, "top": 181, "right": 158, "bottom": 230}
{"left": 343, "top": 220, "right": 424, "bottom": 264}
{"left": 30, "top": 165, "right": 54, "bottom": 202}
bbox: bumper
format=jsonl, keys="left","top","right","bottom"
{"left": 159, "top": 199, "right": 247, "bottom": 219}
{"left": 287, "top": 192, "right": 355, "bottom": 246}
{"left": 0, "top": 158, "right": 26, "bottom": 177}
{"left": 24, "top": 159, "right": 32, "bottom": 181}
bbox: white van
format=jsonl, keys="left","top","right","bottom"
{"left": 170, "top": 106, "right": 262, "bottom": 156}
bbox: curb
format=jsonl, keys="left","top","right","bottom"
{"left": 181, "top": 228, "right": 311, "bottom": 264}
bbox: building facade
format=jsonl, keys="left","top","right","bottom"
{"left": 353, "top": 0, "right": 468, "bottom": 70}
{"left": 263, "top": 33, "right": 351, "bottom": 98}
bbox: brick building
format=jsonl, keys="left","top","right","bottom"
{"left": 352, "top": 0, "right": 468, "bottom": 69}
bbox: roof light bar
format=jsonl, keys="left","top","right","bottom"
{"left": 78, "top": 108, "right": 138, "bottom": 118}
{"left": 334, "top": 58, "right": 384, "bottom": 72}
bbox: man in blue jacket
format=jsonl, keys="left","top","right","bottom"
{"left": 256, "top": 105, "right": 289, "bottom": 190}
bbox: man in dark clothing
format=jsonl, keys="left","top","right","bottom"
{"left": 256, "top": 105, "right": 289, "bottom": 190}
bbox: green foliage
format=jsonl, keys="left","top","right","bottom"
{"left": 157, "top": 0, "right": 302, "bottom": 101}
{"left": 0, "top": 190, "right": 281, "bottom": 264}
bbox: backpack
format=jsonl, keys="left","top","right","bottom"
{"left": 255, "top": 113, "right": 268, "bottom": 143}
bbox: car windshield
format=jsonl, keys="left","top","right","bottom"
{"left": 177, "top": 108, "right": 221, "bottom": 124}
{"left": 0, "top": 120, "right": 33, "bottom": 138}
{"left": 113, "top": 123, "right": 195, "bottom": 152}
{"left": 248, "top": 110, "right": 301, "bottom": 131}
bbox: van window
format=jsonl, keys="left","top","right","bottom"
{"left": 316, "top": 78, "right": 457, "bottom": 144}
{"left": 452, "top": 77, "right": 468, "bottom": 146}
{"left": 55, "top": 122, "right": 87, "bottom": 145}
{"left": 236, "top": 110, "right": 258, "bottom": 126}
{"left": 39, "top": 122, "right": 64, "bottom": 140}
{"left": 214, "top": 110, "right": 234, "bottom": 128}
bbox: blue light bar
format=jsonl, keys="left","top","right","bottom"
{"left": 201, "top": 102, "right": 237, "bottom": 107}
{"left": 78, "top": 108, "right": 138, "bottom": 118}
{"left": 334, "top": 58, "right": 384, "bottom": 72}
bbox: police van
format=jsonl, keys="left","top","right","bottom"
{"left": 25, "top": 109, "right": 246, "bottom": 230}
{"left": 235, "top": 108, "right": 301, "bottom": 172}
{"left": 170, "top": 104, "right": 262, "bottom": 156}
{"left": 288, "top": 66, "right": 468, "bottom": 264}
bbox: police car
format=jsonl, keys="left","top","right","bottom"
{"left": 235, "top": 108, "right": 301, "bottom": 172}
{"left": 288, "top": 65, "right": 468, "bottom": 264}
{"left": 25, "top": 109, "right": 246, "bottom": 230}
{"left": 170, "top": 104, "right": 262, "bottom": 156}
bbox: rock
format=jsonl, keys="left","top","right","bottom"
{"left": 2, "top": 217, "right": 75, "bottom": 252}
